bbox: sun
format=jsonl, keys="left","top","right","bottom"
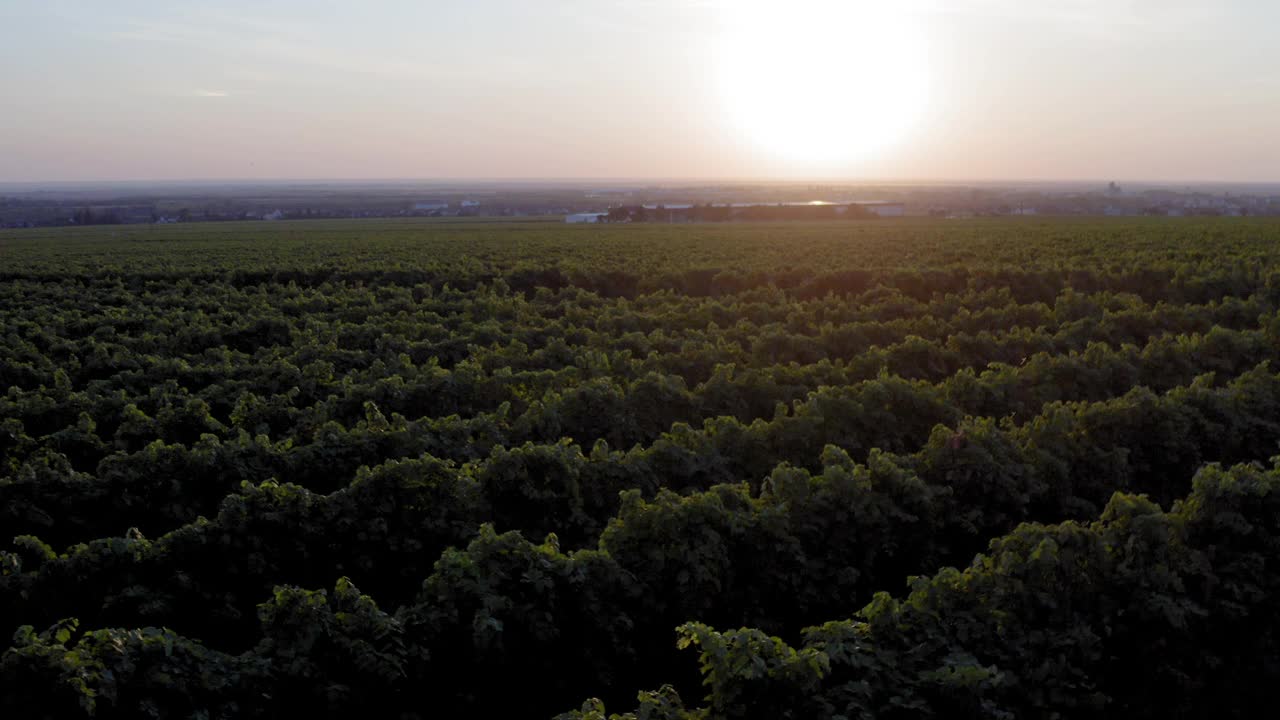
{"left": 716, "top": 0, "right": 930, "bottom": 168}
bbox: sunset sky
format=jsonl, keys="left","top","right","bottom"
{"left": 3, "top": 0, "right": 1277, "bottom": 182}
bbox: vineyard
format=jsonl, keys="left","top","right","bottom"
{"left": 2, "top": 217, "right": 1280, "bottom": 719}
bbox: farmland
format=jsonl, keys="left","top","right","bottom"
{"left": 3, "top": 217, "right": 1280, "bottom": 718}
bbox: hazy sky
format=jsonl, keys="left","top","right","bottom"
{"left": 3, "top": 0, "right": 1277, "bottom": 182}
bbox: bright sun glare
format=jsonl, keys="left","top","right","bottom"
{"left": 718, "top": 0, "right": 930, "bottom": 168}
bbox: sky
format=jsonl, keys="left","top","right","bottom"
{"left": 2, "top": 0, "right": 1277, "bottom": 183}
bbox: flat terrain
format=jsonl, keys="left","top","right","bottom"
{"left": 5, "top": 216, "right": 1275, "bottom": 275}
{"left": 3, "top": 218, "right": 1280, "bottom": 718}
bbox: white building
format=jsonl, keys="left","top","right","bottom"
{"left": 566, "top": 213, "right": 607, "bottom": 224}
{"left": 460, "top": 200, "right": 481, "bottom": 209}
{"left": 413, "top": 203, "right": 449, "bottom": 211}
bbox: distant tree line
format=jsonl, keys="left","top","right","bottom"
{"left": 70, "top": 207, "right": 124, "bottom": 226}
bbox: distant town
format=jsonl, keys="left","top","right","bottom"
{"left": 2, "top": 180, "right": 1279, "bottom": 228}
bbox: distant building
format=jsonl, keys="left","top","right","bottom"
{"left": 460, "top": 200, "right": 481, "bottom": 209}
{"left": 263, "top": 209, "right": 285, "bottom": 221}
{"left": 602, "top": 201, "right": 904, "bottom": 223}
{"left": 853, "top": 201, "right": 905, "bottom": 217}
{"left": 585, "top": 189, "right": 634, "bottom": 199}
{"left": 413, "top": 202, "right": 449, "bottom": 211}
{"left": 566, "top": 212, "right": 607, "bottom": 224}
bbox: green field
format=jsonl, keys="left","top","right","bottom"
{"left": 3, "top": 218, "right": 1280, "bottom": 718}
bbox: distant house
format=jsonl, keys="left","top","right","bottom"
{"left": 566, "top": 212, "right": 607, "bottom": 224}
{"left": 460, "top": 200, "right": 481, "bottom": 209}
{"left": 852, "top": 201, "right": 905, "bottom": 217}
{"left": 413, "top": 202, "right": 449, "bottom": 212}
{"left": 602, "top": 202, "right": 896, "bottom": 223}
{"left": 264, "top": 210, "right": 285, "bottom": 221}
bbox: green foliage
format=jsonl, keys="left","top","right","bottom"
{"left": 3, "top": 218, "right": 1280, "bottom": 717}
{"left": 596, "top": 461, "right": 1280, "bottom": 719}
